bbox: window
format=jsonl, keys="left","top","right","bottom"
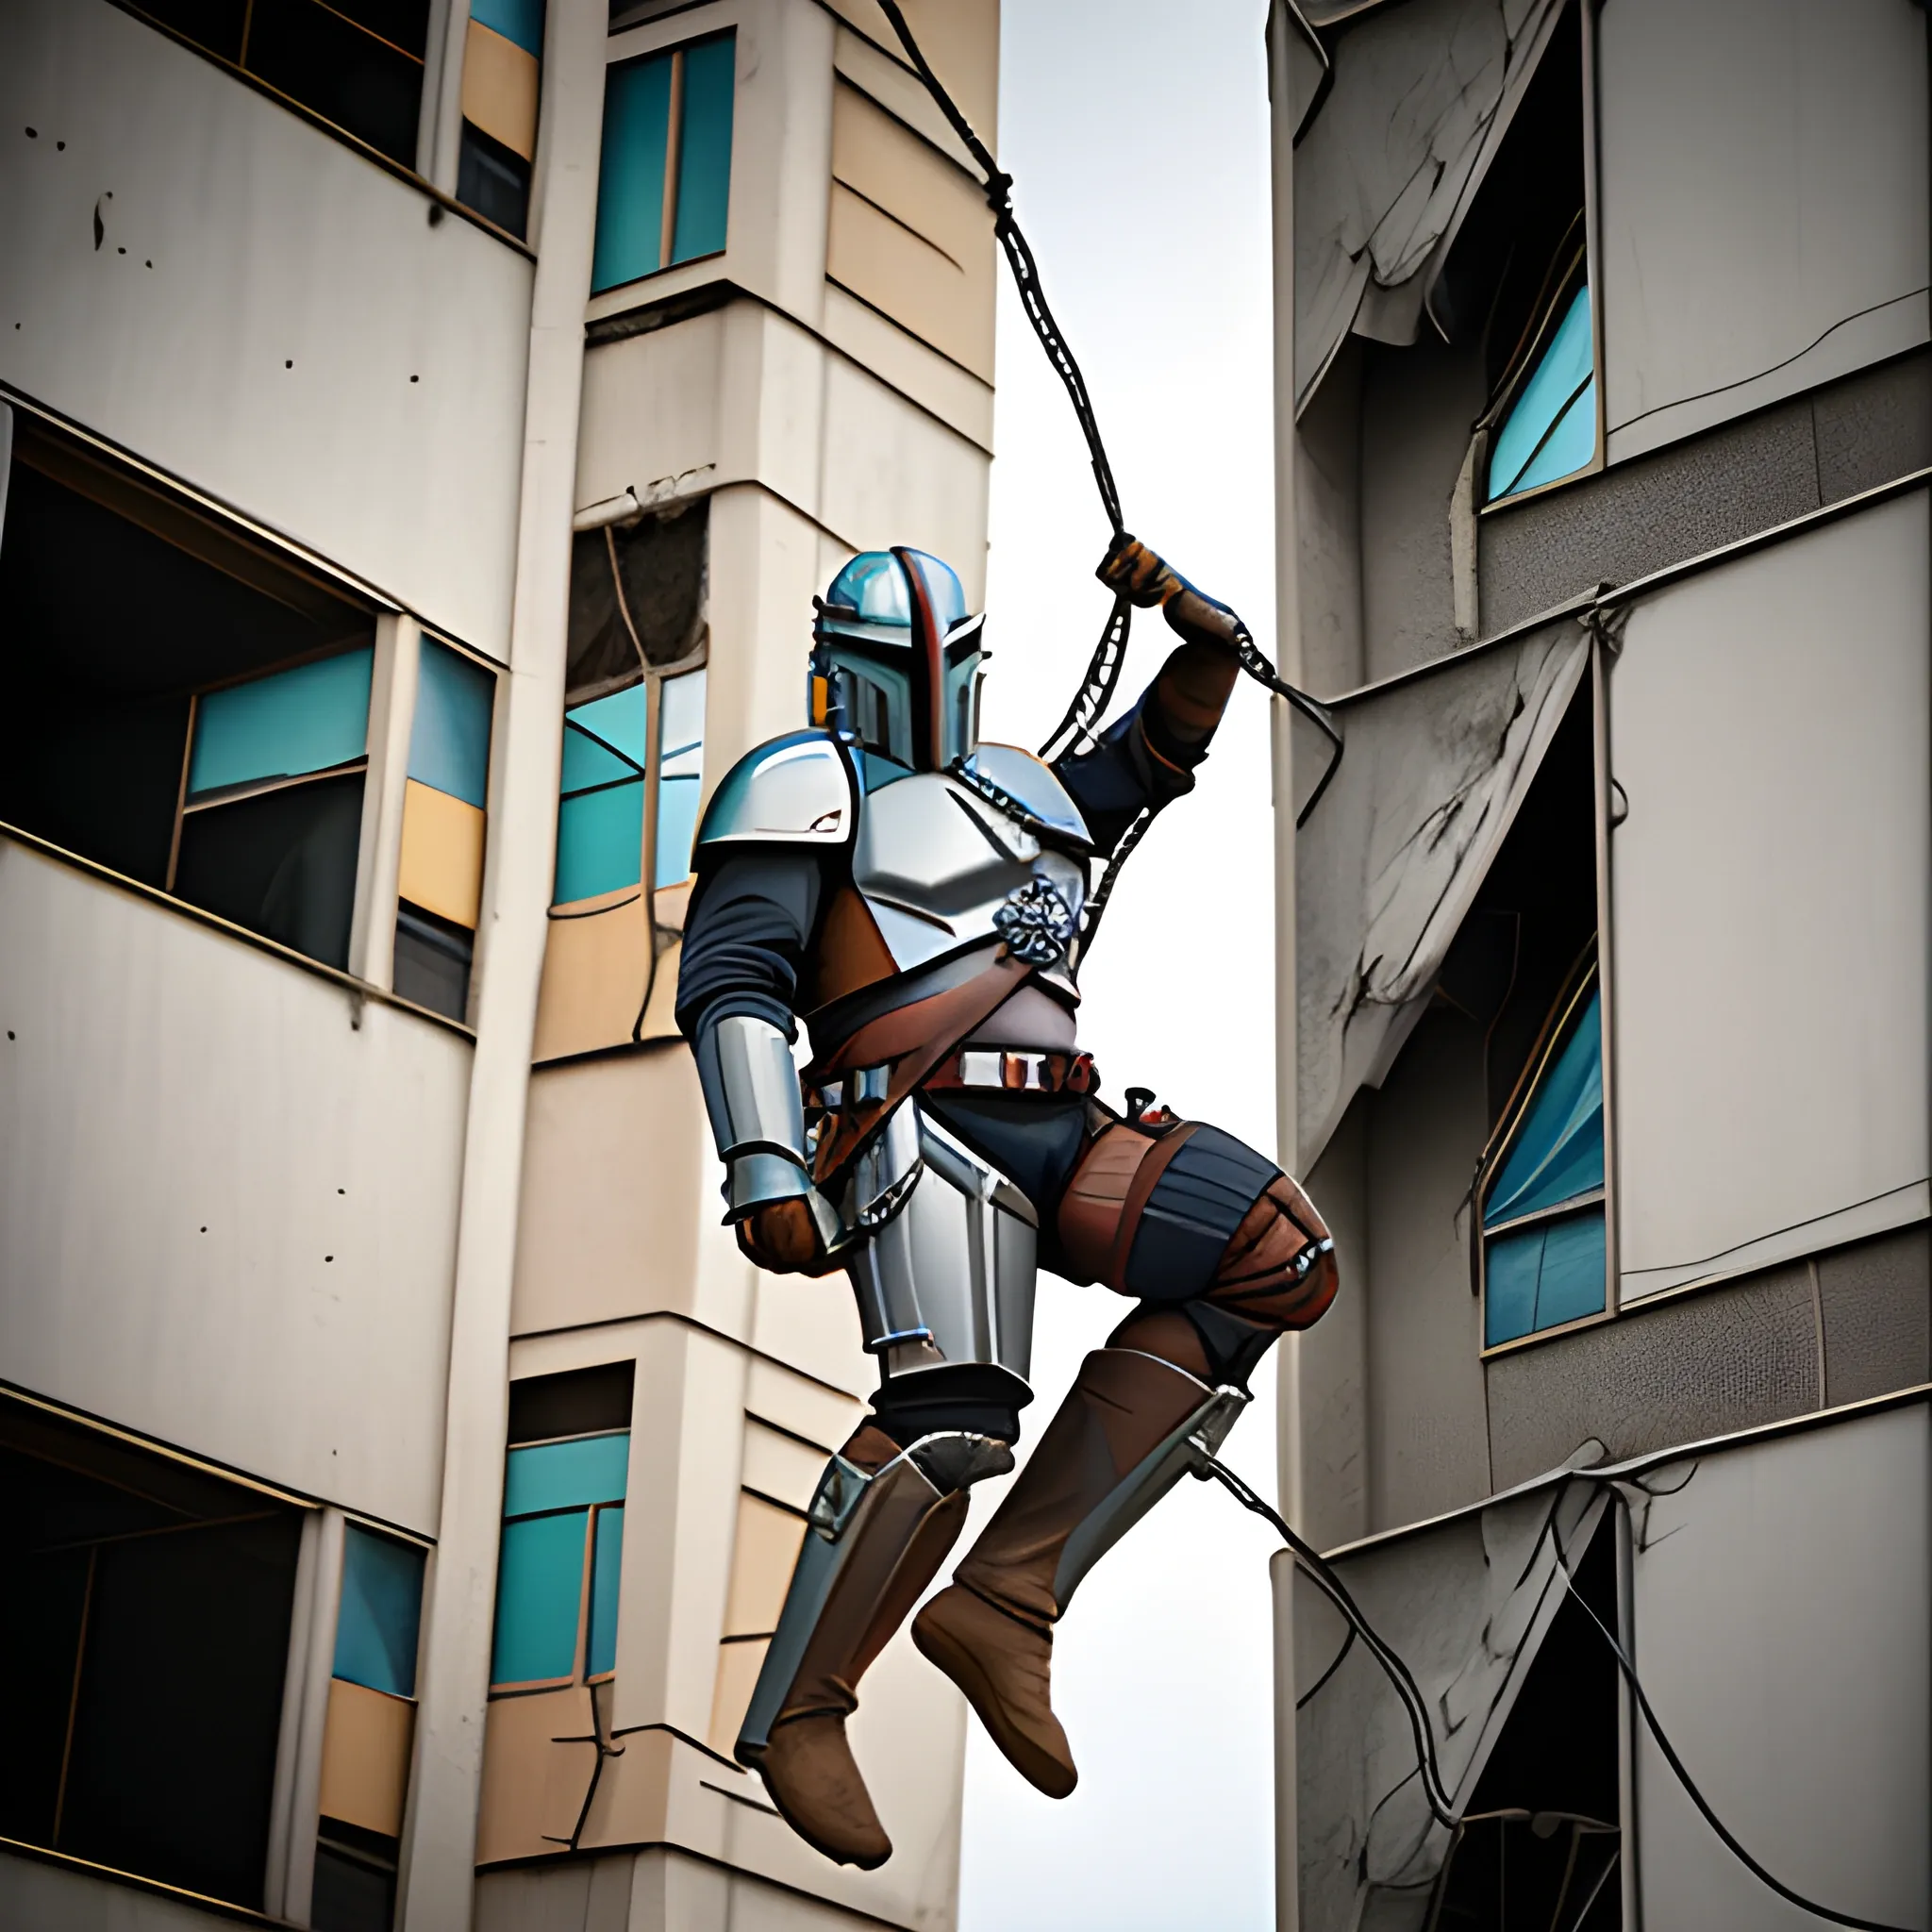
{"left": 591, "top": 31, "right": 735, "bottom": 294}
{"left": 312, "top": 1524, "right": 425, "bottom": 1932}
{"left": 0, "top": 420, "right": 379, "bottom": 973}
{"left": 394, "top": 639, "right": 495, "bottom": 1021}
{"left": 458, "top": 0, "right": 546, "bottom": 239}
{"left": 554, "top": 508, "right": 709, "bottom": 910}
{"left": 1426, "top": 2, "right": 1597, "bottom": 506}
{"left": 1480, "top": 964, "right": 1606, "bottom": 1346}
{"left": 0, "top": 1392, "right": 305, "bottom": 1908}
{"left": 491, "top": 1364, "right": 634, "bottom": 1692}
{"left": 124, "top": 0, "right": 430, "bottom": 167}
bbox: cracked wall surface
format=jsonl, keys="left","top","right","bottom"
{"left": 1295, "top": 1480, "right": 1607, "bottom": 1932}
{"left": 1296, "top": 616, "right": 1587, "bottom": 1168}
{"left": 1292, "top": 0, "right": 1559, "bottom": 408}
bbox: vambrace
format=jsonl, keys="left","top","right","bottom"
{"left": 695, "top": 1011, "right": 816, "bottom": 1221}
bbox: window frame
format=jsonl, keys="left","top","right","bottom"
{"left": 1476, "top": 951, "right": 1610, "bottom": 1355}
{"left": 0, "top": 391, "right": 496, "bottom": 1038}
{"left": 1473, "top": 0, "right": 1608, "bottom": 515}
{"left": 488, "top": 1426, "right": 630, "bottom": 1696}
{"left": 108, "top": 0, "right": 537, "bottom": 258}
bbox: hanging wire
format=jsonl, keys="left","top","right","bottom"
{"left": 1207, "top": 1456, "right": 1921, "bottom": 1932}
{"left": 872, "top": 0, "right": 1343, "bottom": 830}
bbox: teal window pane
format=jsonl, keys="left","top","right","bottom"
{"left": 555, "top": 782, "right": 643, "bottom": 905}
{"left": 1485, "top": 989, "right": 1604, "bottom": 1228}
{"left": 1485, "top": 1209, "right": 1606, "bottom": 1345}
{"left": 1536, "top": 1210, "right": 1607, "bottom": 1329}
{"left": 189, "top": 648, "right": 374, "bottom": 796}
{"left": 470, "top": 0, "right": 545, "bottom": 58}
{"left": 587, "top": 1506, "right": 625, "bottom": 1677}
{"left": 491, "top": 1510, "right": 587, "bottom": 1685}
{"left": 334, "top": 1524, "right": 425, "bottom": 1698}
{"left": 1513, "top": 379, "right": 1596, "bottom": 496}
{"left": 671, "top": 34, "right": 735, "bottom": 264}
{"left": 409, "top": 641, "right": 494, "bottom": 808}
{"left": 1488, "top": 284, "right": 1594, "bottom": 502}
{"left": 568, "top": 682, "right": 651, "bottom": 767}
{"left": 653, "top": 668, "right": 705, "bottom": 888}
{"left": 1485, "top": 1224, "right": 1544, "bottom": 1346}
{"left": 504, "top": 1433, "right": 630, "bottom": 1517}
{"left": 592, "top": 53, "right": 673, "bottom": 293}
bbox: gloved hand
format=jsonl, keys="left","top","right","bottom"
{"left": 1095, "top": 533, "right": 1244, "bottom": 653}
{"left": 737, "top": 1193, "right": 844, "bottom": 1276}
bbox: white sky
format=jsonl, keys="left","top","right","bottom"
{"left": 958, "top": 6, "right": 1284, "bottom": 1927}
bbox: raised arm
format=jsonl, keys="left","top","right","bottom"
{"left": 1052, "top": 536, "right": 1246, "bottom": 855}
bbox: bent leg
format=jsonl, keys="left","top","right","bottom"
{"left": 739, "top": 1416, "right": 1009, "bottom": 1868}
{"left": 915, "top": 1113, "right": 1337, "bottom": 1796}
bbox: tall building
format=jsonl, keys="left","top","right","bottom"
{"left": 1, "top": 1, "right": 998, "bottom": 1927}
{"left": 1267, "top": 1, "right": 1930, "bottom": 1927}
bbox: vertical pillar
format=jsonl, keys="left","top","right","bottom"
{"left": 396, "top": 1, "right": 606, "bottom": 1923}
{"left": 267, "top": 1508, "right": 347, "bottom": 1925}
{"left": 349, "top": 613, "right": 420, "bottom": 992}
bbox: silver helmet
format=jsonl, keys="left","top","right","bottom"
{"left": 808, "top": 548, "right": 987, "bottom": 773}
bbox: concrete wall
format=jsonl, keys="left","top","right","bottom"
{"left": 0, "top": 0, "right": 534, "bottom": 657}
{"left": 1632, "top": 1402, "right": 1931, "bottom": 1930}
{"left": 0, "top": 838, "right": 470, "bottom": 1534}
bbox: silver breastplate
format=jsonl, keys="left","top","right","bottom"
{"left": 852, "top": 762, "right": 1090, "bottom": 998}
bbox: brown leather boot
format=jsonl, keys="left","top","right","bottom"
{"left": 912, "top": 1349, "right": 1217, "bottom": 1798}
{"left": 746, "top": 1426, "right": 971, "bottom": 1869}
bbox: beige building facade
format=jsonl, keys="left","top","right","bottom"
{"left": 0, "top": 1, "right": 998, "bottom": 1927}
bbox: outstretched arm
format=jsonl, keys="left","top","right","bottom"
{"left": 1052, "top": 536, "right": 1246, "bottom": 854}
{"left": 676, "top": 852, "right": 841, "bottom": 1274}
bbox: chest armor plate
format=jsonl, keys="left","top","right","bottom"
{"left": 852, "top": 771, "right": 1089, "bottom": 992}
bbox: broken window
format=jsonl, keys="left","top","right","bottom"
{"left": 0, "top": 1391, "right": 305, "bottom": 1909}
{"left": 1425, "top": 3, "right": 1598, "bottom": 505}
{"left": 0, "top": 417, "right": 378, "bottom": 972}
{"left": 1428, "top": 1510, "right": 1622, "bottom": 1929}
{"left": 394, "top": 638, "right": 494, "bottom": 1021}
{"left": 125, "top": 0, "right": 429, "bottom": 167}
{"left": 312, "top": 1523, "right": 425, "bottom": 1932}
{"left": 1432, "top": 680, "right": 1606, "bottom": 1348}
{"left": 491, "top": 1363, "right": 634, "bottom": 1692}
{"left": 457, "top": 0, "right": 546, "bottom": 239}
{"left": 554, "top": 505, "right": 708, "bottom": 909}
{"left": 591, "top": 30, "right": 736, "bottom": 293}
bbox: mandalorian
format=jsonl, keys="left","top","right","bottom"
{"left": 675, "top": 535, "right": 1339, "bottom": 1869}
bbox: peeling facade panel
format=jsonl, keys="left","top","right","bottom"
{"left": 1609, "top": 490, "right": 1931, "bottom": 1302}
{"left": 1597, "top": 0, "right": 1930, "bottom": 462}
{"left": 1, "top": 0, "right": 533, "bottom": 656}
{"left": 1629, "top": 1404, "right": 1931, "bottom": 1929}
{"left": 1296, "top": 618, "right": 1588, "bottom": 1164}
{"left": 0, "top": 840, "right": 469, "bottom": 1534}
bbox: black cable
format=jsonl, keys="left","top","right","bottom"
{"left": 1548, "top": 1532, "right": 1920, "bottom": 1932}
{"left": 870, "top": 0, "right": 1345, "bottom": 826}
{"left": 1208, "top": 1457, "right": 1922, "bottom": 1932}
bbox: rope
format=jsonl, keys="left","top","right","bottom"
{"left": 871, "top": 0, "right": 1344, "bottom": 841}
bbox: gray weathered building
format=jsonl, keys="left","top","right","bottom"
{"left": 1267, "top": 1, "right": 1931, "bottom": 1925}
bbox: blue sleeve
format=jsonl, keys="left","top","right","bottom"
{"left": 1052, "top": 686, "right": 1202, "bottom": 858}
{"left": 675, "top": 851, "right": 827, "bottom": 1044}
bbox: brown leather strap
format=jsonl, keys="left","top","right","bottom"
{"left": 808, "top": 951, "right": 1034, "bottom": 1184}
{"left": 1104, "top": 1122, "right": 1198, "bottom": 1293}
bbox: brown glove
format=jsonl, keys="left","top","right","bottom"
{"left": 736, "top": 1195, "right": 841, "bottom": 1276}
{"left": 1095, "top": 533, "right": 1243, "bottom": 653}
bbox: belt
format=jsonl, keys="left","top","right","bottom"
{"left": 922, "top": 1047, "right": 1098, "bottom": 1096}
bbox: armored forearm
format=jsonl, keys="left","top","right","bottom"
{"left": 693, "top": 1012, "right": 816, "bottom": 1217}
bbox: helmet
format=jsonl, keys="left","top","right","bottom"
{"left": 808, "top": 548, "right": 986, "bottom": 774}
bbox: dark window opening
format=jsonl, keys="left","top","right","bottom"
{"left": 312, "top": 1817, "right": 398, "bottom": 1932}
{"left": 1432, "top": 4, "right": 1595, "bottom": 503}
{"left": 0, "top": 1394, "right": 305, "bottom": 1909}
{"left": 120, "top": 0, "right": 429, "bottom": 167}
{"left": 458, "top": 123, "right": 532, "bottom": 240}
{"left": 393, "top": 901, "right": 474, "bottom": 1021}
{"left": 1430, "top": 1512, "right": 1622, "bottom": 1930}
{"left": 566, "top": 500, "right": 708, "bottom": 705}
{"left": 508, "top": 1361, "right": 637, "bottom": 1446}
{"left": 0, "top": 420, "right": 378, "bottom": 971}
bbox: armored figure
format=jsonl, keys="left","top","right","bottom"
{"left": 675, "top": 536, "right": 1338, "bottom": 1868}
